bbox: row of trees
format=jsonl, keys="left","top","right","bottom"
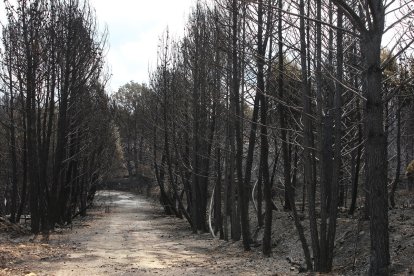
{"left": 115, "top": 0, "right": 413, "bottom": 274}
{"left": 0, "top": 0, "right": 120, "bottom": 233}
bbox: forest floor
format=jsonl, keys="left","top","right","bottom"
{"left": 0, "top": 190, "right": 297, "bottom": 276}
{"left": 1, "top": 189, "right": 414, "bottom": 276}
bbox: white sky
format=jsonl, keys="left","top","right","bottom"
{"left": 0, "top": 1, "right": 408, "bottom": 93}
{"left": 0, "top": 0, "right": 195, "bottom": 92}
{"left": 90, "top": 0, "right": 194, "bottom": 92}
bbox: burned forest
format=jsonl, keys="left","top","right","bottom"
{"left": 1, "top": 0, "right": 414, "bottom": 275}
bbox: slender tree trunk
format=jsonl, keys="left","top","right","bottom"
{"left": 214, "top": 148, "right": 223, "bottom": 238}
{"left": 326, "top": 10, "right": 343, "bottom": 269}
{"left": 223, "top": 136, "right": 230, "bottom": 241}
{"left": 279, "top": 0, "right": 291, "bottom": 212}
{"left": 261, "top": 88, "right": 271, "bottom": 256}
{"left": 300, "top": 0, "right": 319, "bottom": 268}
{"left": 359, "top": 6, "right": 389, "bottom": 273}
{"left": 17, "top": 83, "right": 28, "bottom": 223}
{"left": 260, "top": 9, "right": 272, "bottom": 252}
{"left": 230, "top": 0, "right": 249, "bottom": 249}
{"left": 289, "top": 146, "right": 313, "bottom": 270}
{"left": 390, "top": 98, "right": 401, "bottom": 208}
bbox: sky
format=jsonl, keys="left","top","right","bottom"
{"left": 0, "top": 1, "right": 405, "bottom": 93}
{"left": 90, "top": 0, "right": 194, "bottom": 92}
{"left": 0, "top": 0, "right": 195, "bottom": 92}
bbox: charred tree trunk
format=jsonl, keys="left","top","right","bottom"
{"left": 390, "top": 97, "right": 401, "bottom": 208}
{"left": 214, "top": 148, "right": 223, "bottom": 238}
{"left": 300, "top": 0, "right": 318, "bottom": 269}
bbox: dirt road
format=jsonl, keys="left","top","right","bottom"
{"left": 22, "top": 191, "right": 289, "bottom": 276}
{"left": 3, "top": 189, "right": 414, "bottom": 275}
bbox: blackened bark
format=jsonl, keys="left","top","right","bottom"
{"left": 231, "top": 0, "right": 250, "bottom": 249}
{"left": 300, "top": 0, "right": 319, "bottom": 268}
{"left": 326, "top": 10, "right": 344, "bottom": 269}
{"left": 290, "top": 146, "right": 313, "bottom": 270}
{"left": 214, "top": 148, "right": 223, "bottom": 238}
{"left": 260, "top": 9, "right": 272, "bottom": 252}
{"left": 278, "top": 0, "right": 291, "bottom": 212}
{"left": 390, "top": 98, "right": 401, "bottom": 208}
{"left": 261, "top": 87, "right": 271, "bottom": 256}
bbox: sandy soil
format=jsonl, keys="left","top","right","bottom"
{"left": 0, "top": 191, "right": 295, "bottom": 276}
{"left": 1, "top": 189, "right": 414, "bottom": 276}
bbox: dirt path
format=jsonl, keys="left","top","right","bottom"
{"left": 3, "top": 189, "right": 414, "bottom": 275}
{"left": 19, "top": 191, "right": 291, "bottom": 276}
